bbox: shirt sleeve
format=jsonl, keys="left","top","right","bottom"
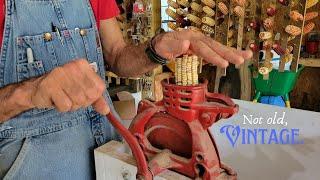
{"left": 99, "top": 0, "right": 120, "bottom": 20}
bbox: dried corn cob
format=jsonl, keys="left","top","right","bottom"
{"left": 286, "top": 46, "right": 294, "bottom": 54}
{"left": 168, "top": 22, "right": 179, "bottom": 30}
{"left": 218, "top": 2, "right": 229, "bottom": 15}
{"left": 258, "top": 62, "right": 273, "bottom": 75}
{"left": 234, "top": 6, "right": 245, "bottom": 17}
{"left": 289, "top": 11, "right": 304, "bottom": 21}
{"left": 203, "top": 6, "right": 215, "bottom": 17}
{"left": 202, "top": 17, "right": 215, "bottom": 26}
{"left": 192, "top": 56, "right": 199, "bottom": 85}
{"left": 181, "top": 55, "right": 188, "bottom": 86}
{"left": 177, "top": 0, "right": 190, "bottom": 7}
{"left": 166, "top": 8, "right": 178, "bottom": 19}
{"left": 176, "top": 8, "right": 187, "bottom": 16}
{"left": 201, "top": 24, "right": 215, "bottom": 34}
{"left": 306, "top": 0, "right": 319, "bottom": 9}
{"left": 191, "top": 2, "right": 203, "bottom": 13}
{"left": 263, "top": 17, "right": 274, "bottom": 30}
{"left": 186, "top": 56, "right": 193, "bottom": 85}
{"left": 259, "top": 32, "right": 272, "bottom": 40}
{"left": 285, "top": 25, "right": 302, "bottom": 36}
{"left": 167, "top": 0, "right": 179, "bottom": 9}
{"left": 187, "top": 14, "right": 202, "bottom": 25}
{"left": 201, "top": 0, "right": 215, "bottom": 8}
{"left": 305, "top": 12, "right": 318, "bottom": 21}
{"left": 284, "top": 54, "right": 293, "bottom": 63}
{"left": 304, "top": 22, "right": 315, "bottom": 35}
{"left": 233, "top": 0, "right": 246, "bottom": 6}
{"left": 176, "top": 58, "right": 182, "bottom": 85}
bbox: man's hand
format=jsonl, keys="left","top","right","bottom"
{"left": 153, "top": 29, "right": 253, "bottom": 68}
{"left": 29, "top": 59, "right": 110, "bottom": 115}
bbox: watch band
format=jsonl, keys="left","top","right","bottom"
{"left": 145, "top": 36, "right": 169, "bottom": 65}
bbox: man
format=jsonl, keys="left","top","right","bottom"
{"left": 0, "top": 0, "right": 252, "bottom": 179}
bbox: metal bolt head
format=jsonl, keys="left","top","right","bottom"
{"left": 44, "top": 32, "right": 52, "bottom": 41}
{"left": 80, "top": 29, "right": 87, "bottom": 36}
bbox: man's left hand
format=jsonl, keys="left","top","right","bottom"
{"left": 153, "top": 29, "right": 253, "bottom": 68}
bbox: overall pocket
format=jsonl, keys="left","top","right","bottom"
{"left": 0, "top": 138, "right": 31, "bottom": 180}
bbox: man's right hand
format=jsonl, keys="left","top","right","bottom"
{"left": 29, "top": 59, "right": 110, "bottom": 115}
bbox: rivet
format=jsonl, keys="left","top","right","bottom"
{"left": 44, "top": 32, "right": 52, "bottom": 41}
{"left": 80, "top": 29, "right": 87, "bottom": 36}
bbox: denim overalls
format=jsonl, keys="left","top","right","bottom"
{"left": 0, "top": 0, "right": 120, "bottom": 179}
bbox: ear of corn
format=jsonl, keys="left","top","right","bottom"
{"left": 218, "top": 2, "right": 229, "bottom": 15}
{"left": 201, "top": 0, "right": 215, "bottom": 8}
{"left": 168, "top": 22, "right": 179, "bottom": 30}
{"left": 203, "top": 6, "right": 215, "bottom": 17}
{"left": 187, "top": 14, "right": 202, "bottom": 25}
{"left": 167, "top": 0, "right": 179, "bottom": 9}
{"left": 305, "top": 12, "right": 318, "bottom": 21}
{"left": 166, "top": 8, "right": 178, "bottom": 19}
{"left": 285, "top": 25, "right": 302, "bottom": 36}
{"left": 175, "top": 55, "right": 199, "bottom": 85}
{"left": 202, "top": 17, "right": 215, "bottom": 26}
{"left": 306, "top": 0, "right": 319, "bottom": 9}
{"left": 177, "top": 0, "right": 190, "bottom": 7}
{"left": 304, "top": 22, "right": 315, "bottom": 35}
{"left": 191, "top": 2, "right": 203, "bottom": 13}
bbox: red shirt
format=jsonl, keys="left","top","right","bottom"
{"left": 0, "top": 0, "right": 119, "bottom": 45}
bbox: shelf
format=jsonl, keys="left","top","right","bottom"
{"left": 299, "top": 58, "right": 320, "bottom": 68}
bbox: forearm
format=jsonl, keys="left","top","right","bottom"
{"left": 0, "top": 79, "right": 37, "bottom": 123}
{"left": 108, "top": 42, "right": 159, "bottom": 77}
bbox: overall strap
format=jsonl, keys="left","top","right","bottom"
{"left": 0, "top": 0, "right": 14, "bottom": 87}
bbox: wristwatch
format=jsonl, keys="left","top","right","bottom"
{"left": 145, "top": 36, "right": 169, "bottom": 65}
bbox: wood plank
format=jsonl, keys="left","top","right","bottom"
{"left": 290, "top": 0, "right": 307, "bottom": 72}
{"left": 95, "top": 141, "right": 191, "bottom": 180}
{"left": 299, "top": 58, "right": 320, "bottom": 67}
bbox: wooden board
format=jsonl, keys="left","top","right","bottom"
{"left": 95, "top": 141, "right": 190, "bottom": 180}
{"left": 290, "top": 0, "right": 307, "bottom": 72}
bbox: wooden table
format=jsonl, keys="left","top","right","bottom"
{"left": 95, "top": 100, "right": 320, "bottom": 180}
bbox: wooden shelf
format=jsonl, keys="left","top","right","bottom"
{"left": 299, "top": 58, "right": 320, "bottom": 67}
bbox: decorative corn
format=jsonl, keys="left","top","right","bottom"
{"left": 234, "top": 6, "right": 245, "bottom": 17}
{"left": 187, "top": 14, "right": 202, "bottom": 25}
{"left": 177, "top": 0, "right": 190, "bottom": 7}
{"left": 306, "top": 0, "right": 319, "bottom": 9}
{"left": 202, "top": 17, "right": 215, "bottom": 26}
{"left": 285, "top": 25, "right": 302, "bottom": 36}
{"left": 166, "top": 8, "right": 178, "bottom": 19}
{"left": 263, "top": 17, "right": 274, "bottom": 30}
{"left": 203, "top": 6, "right": 215, "bottom": 17}
{"left": 181, "top": 55, "right": 188, "bottom": 86}
{"left": 259, "top": 62, "right": 273, "bottom": 75}
{"left": 201, "top": 24, "right": 215, "bottom": 34}
{"left": 201, "top": 0, "right": 215, "bottom": 8}
{"left": 176, "top": 8, "right": 187, "bottom": 16}
{"left": 304, "top": 22, "right": 315, "bottom": 35}
{"left": 167, "top": 0, "right": 179, "bottom": 9}
{"left": 305, "top": 12, "right": 318, "bottom": 21}
{"left": 259, "top": 32, "right": 273, "bottom": 40}
{"left": 168, "top": 22, "right": 179, "bottom": 31}
{"left": 289, "top": 11, "right": 304, "bottom": 21}
{"left": 218, "top": 2, "right": 229, "bottom": 15}
{"left": 233, "top": 0, "right": 246, "bottom": 6}
{"left": 191, "top": 2, "right": 203, "bottom": 13}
